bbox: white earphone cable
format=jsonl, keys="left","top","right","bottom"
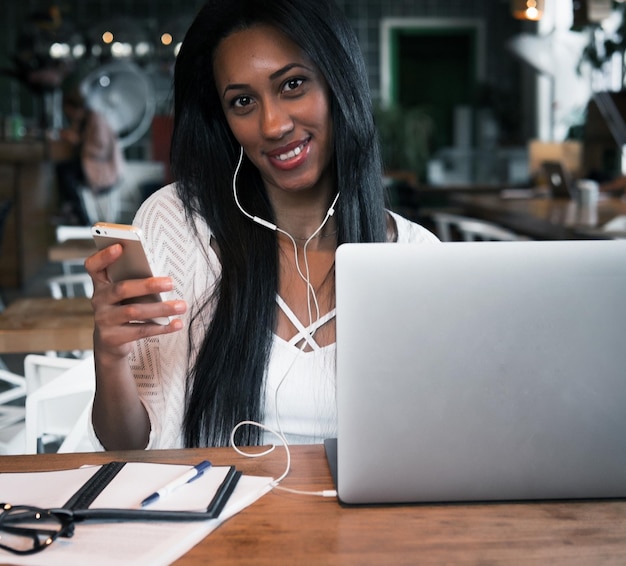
{"left": 230, "top": 146, "right": 338, "bottom": 498}
{"left": 232, "top": 146, "right": 339, "bottom": 329}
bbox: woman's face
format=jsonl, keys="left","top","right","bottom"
{"left": 213, "top": 24, "right": 334, "bottom": 198}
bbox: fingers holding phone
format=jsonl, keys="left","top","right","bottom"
{"left": 89, "top": 222, "right": 186, "bottom": 327}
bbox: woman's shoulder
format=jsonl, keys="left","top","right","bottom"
{"left": 387, "top": 210, "right": 440, "bottom": 244}
{"left": 133, "top": 183, "right": 213, "bottom": 257}
{"left": 134, "top": 184, "right": 209, "bottom": 235}
{"left": 134, "top": 183, "right": 184, "bottom": 222}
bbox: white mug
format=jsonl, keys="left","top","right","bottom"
{"left": 577, "top": 179, "right": 599, "bottom": 207}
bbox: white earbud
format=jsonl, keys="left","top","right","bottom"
{"left": 232, "top": 146, "right": 278, "bottom": 231}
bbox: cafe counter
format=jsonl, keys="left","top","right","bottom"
{"left": 0, "top": 141, "right": 55, "bottom": 289}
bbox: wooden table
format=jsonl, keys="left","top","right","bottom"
{"left": 48, "top": 238, "right": 96, "bottom": 263}
{"left": 3, "top": 445, "right": 626, "bottom": 564}
{"left": 0, "top": 297, "right": 93, "bottom": 354}
{"left": 450, "top": 193, "right": 626, "bottom": 240}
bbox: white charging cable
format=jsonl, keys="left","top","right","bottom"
{"left": 230, "top": 421, "right": 337, "bottom": 498}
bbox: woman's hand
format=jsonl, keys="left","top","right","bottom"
{"left": 85, "top": 243, "right": 187, "bottom": 360}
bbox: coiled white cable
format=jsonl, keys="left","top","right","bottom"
{"left": 230, "top": 420, "right": 336, "bottom": 497}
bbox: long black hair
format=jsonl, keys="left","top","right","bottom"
{"left": 171, "top": 0, "right": 388, "bottom": 447}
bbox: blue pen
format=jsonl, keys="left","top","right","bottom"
{"left": 141, "top": 460, "right": 212, "bottom": 507}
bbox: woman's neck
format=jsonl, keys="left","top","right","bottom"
{"left": 264, "top": 169, "right": 338, "bottom": 241}
{"left": 277, "top": 223, "right": 337, "bottom": 251}
{"left": 271, "top": 196, "right": 338, "bottom": 243}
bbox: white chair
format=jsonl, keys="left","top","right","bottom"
{"left": 602, "top": 215, "right": 626, "bottom": 238}
{"left": 0, "top": 368, "right": 26, "bottom": 454}
{"left": 56, "top": 224, "right": 93, "bottom": 244}
{"left": 55, "top": 225, "right": 94, "bottom": 287}
{"left": 43, "top": 273, "right": 94, "bottom": 359}
{"left": 24, "top": 354, "right": 94, "bottom": 454}
{"left": 0, "top": 369, "right": 27, "bottom": 409}
{"left": 46, "top": 273, "right": 94, "bottom": 299}
{"left": 455, "top": 218, "right": 522, "bottom": 241}
{"left": 431, "top": 212, "right": 522, "bottom": 242}
{"left": 431, "top": 212, "right": 473, "bottom": 241}
{"left": 0, "top": 419, "right": 25, "bottom": 454}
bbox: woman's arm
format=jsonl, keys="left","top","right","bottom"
{"left": 85, "top": 242, "right": 187, "bottom": 450}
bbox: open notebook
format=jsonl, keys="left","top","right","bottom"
{"left": 0, "top": 462, "right": 272, "bottom": 565}
{"left": 327, "top": 240, "right": 626, "bottom": 505}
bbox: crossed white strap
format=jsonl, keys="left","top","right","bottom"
{"left": 276, "top": 294, "right": 336, "bottom": 351}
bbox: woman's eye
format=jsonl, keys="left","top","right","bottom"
{"left": 233, "top": 96, "right": 252, "bottom": 108}
{"left": 283, "top": 78, "right": 304, "bottom": 93}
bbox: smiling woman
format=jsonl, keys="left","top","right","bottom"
{"left": 82, "top": 0, "right": 439, "bottom": 453}
{"left": 213, "top": 24, "right": 334, "bottom": 202}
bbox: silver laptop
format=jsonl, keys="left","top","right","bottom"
{"left": 542, "top": 160, "right": 574, "bottom": 199}
{"left": 326, "top": 240, "right": 626, "bottom": 505}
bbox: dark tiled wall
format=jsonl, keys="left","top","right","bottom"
{"left": 336, "top": 0, "right": 524, "bottom": 101}
{"left": 0, "top": 0, "right": 529, "bottom": 140}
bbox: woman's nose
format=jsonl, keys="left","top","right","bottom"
{"left": 260, "top": 100, "right": 293, "bottom": 139}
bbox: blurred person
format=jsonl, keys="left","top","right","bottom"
{"left": 55, "top": 83, "right": 124, "bottom": 224}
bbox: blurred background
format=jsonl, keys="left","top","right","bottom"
{"left": 1, "top": 0, "right": 626, "bottom": 291}
{"left": 2, "top": 0, "right": 626, "bottom": 456}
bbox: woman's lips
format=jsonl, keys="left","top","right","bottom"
{"left": 267, "top": 139, "right": 310, "bottom": 170}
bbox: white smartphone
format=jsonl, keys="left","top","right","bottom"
{"left": 91, "top": 222, "right": 170, "bottom": 325}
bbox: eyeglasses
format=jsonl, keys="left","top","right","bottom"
{"left": 0, "top": 503, "right": 75, "bottom": 555}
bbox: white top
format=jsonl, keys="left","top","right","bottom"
{"left": 89, "top": 184, "right": 439, "bottom": 449}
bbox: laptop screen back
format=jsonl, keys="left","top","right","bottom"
{"left": 332, "top": 240, "right": 626, "bottom": 505}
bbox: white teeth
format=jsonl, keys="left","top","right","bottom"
{"left": 276, "top": 144, "right": 303, "bottom": 161}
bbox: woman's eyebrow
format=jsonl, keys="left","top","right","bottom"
{"left": 268, "top": 62, "right": 313, "bottom": 81}
{"left": 222, "top": 63, "right": 314, "bottom": 98}
{"left": 222, "top": 83, "right": 249, "bottom": 98}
